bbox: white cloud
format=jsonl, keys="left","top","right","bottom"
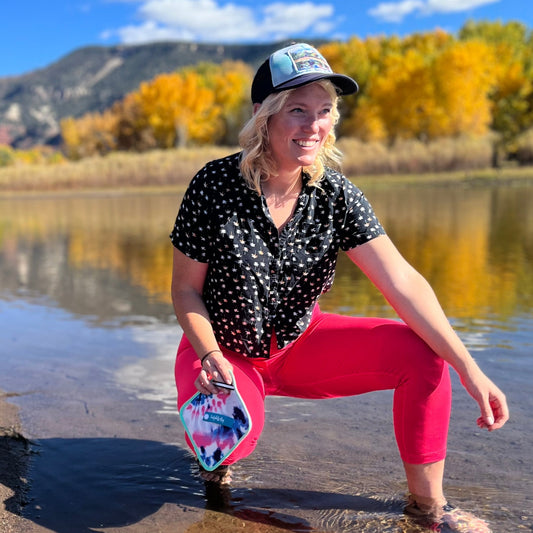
{"left": 368, "top": 0, "right": 424, "bottom": 23}
{"left": 424, "top": 0, "right": 500, "bottom": 13}
{"left": 115, "top": 20, "right": 193, "bottom": 42}
{"left": 103, "top": 0, "right": 338, "bottom": 44}
{"left": 369, "top": 0, "right": 500, "bottom": 23}
{"left": 261, "top": 2, "right": 335, "bottom": 36}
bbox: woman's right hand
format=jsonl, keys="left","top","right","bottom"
{"left": 195, "top": 350, "right": 234, "bottom": 395}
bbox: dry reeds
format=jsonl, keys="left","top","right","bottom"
{"left": 339, "top": 135, "right": 494, "bottom": 177}
{"left": 0, "top": 146, "right": 232, "bottom": 193}
{"left": 1, "top": 137, "right": 532, "bottom": 194}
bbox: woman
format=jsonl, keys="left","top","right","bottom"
{"left": 170, "top": 43, "right": 508, "bottom": 530}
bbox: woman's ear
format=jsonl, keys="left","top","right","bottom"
{"left": 253, "top": 103, "right": 261, "bottom": 115}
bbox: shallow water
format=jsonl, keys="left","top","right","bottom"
{"left": 0, "top": 182, "right": 532, "bottom": 532}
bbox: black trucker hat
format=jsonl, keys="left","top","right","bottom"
{"left": 251, "top": 42, "right": 359, "bottom": 104}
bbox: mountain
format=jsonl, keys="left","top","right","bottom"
{"left": 0, "top": 40, "right": 319, "bottom": 149}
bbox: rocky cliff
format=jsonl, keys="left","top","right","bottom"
{"left": 0, "top": 40, "right": 301, "bottom": 148}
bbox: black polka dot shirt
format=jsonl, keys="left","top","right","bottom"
{"left": 170, "top": 152, "right": 386, "bottom": 359}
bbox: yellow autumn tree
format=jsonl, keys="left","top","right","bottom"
{"left": 185, "top": 60, "right": 252, "bottom": 145}
{"left": 345, "top": 33, "right": 499, "bottom": 142}
{"left": 60, "top": 61, "right": 251, "bottom": 156}
{"left": 61, "top": 109, "right": 118, "bottom": 159}
{"left": 60, "top": 117, "right": 81, "bottom": 158}
{"left": 336, "top": 31, "right": 453, "bottom": 141}
{"left": 432, "top": 40, "right": 496, "bottom": 138}
{"left": 131, "top": 61, "right": 251, "bottom": 148}
{"left": 133, "top": 71, "right": 220, "bottom": 148}
{"left": 210, "top": 62, "right": 252, "bottom": 145}
{"left": 351, "top": 46, "right": 439, "bottom": 141}
{"left": 112, "top": 92, "right": 156, "bottom": 152}
{"left": 320, "top": 38, "right": 375, "bottom": 138}
{"left": 460, "top": 21, "right": 533, "bottom": 156}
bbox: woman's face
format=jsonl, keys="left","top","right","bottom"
{"left": 267, "top": 82, "right": 334, "bottom": 176}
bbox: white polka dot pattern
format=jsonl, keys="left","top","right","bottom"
{"left": 170, "top": 152, "right": 385, "bottom": 358}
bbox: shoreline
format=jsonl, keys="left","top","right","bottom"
{"left": 0, "top": 392, "right": 33, "bottom": 531}
{"left": 1, "top": 145, "right": 533, "bottom": 198}
{"left": 0, "top": 168, "right": 532, "bottom": 202}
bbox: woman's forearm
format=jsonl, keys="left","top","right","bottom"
{"left": 380, "top": 267, "right": 480, "bottom": 378}
{"left": 172, "top": 286, "right": 220, "bottom": 361}
{"left": 171, "top": 247, "right": 221, "bottom": 362}
{"left": 347, "top": 237, "right": 479, "bottom": 379}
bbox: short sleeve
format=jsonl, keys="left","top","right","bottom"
{"left": 169, "top": 167, "right": 213, "bottom": 263}
{"left": 338, "top": 179, "right": 386, "bottom": 251}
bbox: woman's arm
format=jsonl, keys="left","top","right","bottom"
{"left": 346, "top": 235, "right": 509, "bottom": 431}
{"left": 171, "top": 247, "right": 233, "bottom": 393}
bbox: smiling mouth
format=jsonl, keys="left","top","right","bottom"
{"left": 294, "top": 139, "right": 318, "bottom": 147}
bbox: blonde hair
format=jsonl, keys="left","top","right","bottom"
{"left": 239, "top": 80, "right": 343, "bottom": 194}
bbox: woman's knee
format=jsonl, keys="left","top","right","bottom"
{"left": 381, "top": 323, "right": 449, "bottom": 389}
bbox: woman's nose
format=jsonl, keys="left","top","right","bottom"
{"left": 303, "top": 115, "right": 320, "bottom": 132}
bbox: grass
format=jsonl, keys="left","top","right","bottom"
{"left": 1, "top": 141, "right": 533, "bottom": 196}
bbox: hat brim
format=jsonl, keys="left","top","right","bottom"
{"left": 274, "top": 72, "right": 359, "bottom": 96}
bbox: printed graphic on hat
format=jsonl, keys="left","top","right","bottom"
{"left": 270, "top": 43, "right": 332, "bottom": 87}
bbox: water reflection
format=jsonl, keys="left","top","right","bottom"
{"left": 0, "top": 193, "right": 178, "bottom": 323}
{"left": 321, "top": 183, "right": 533, "bottom": 324}
{"left": 1, "top": 183, "right": 531, "bottom": 327}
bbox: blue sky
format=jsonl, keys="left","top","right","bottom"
{"left": 2, "top": 0, "right": 532, "bottom": 78}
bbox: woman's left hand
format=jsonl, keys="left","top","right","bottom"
{"left": 461, "top": 366, "right": 509, "bottom": 431}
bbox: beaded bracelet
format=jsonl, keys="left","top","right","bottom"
{"left": 200, "top": 349, "right": 222, "bottom": 366}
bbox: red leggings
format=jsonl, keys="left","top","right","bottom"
{"left": 175, "top": 309, "right": 451, "bottom": 465}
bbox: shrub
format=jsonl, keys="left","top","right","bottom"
{"left": 515, "top": 129, "right": 533, "bottom": 165}
{"left": 0, "top": 145, "right": 15, "bottom": 167}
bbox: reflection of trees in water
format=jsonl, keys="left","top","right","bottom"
{"left": 1, "top": 184, "right": 533, "bottom": 324}
{"left": 0, "top": 235, "right": 70, "bottom": 294}
{"left": 0, "top": 233, "right": 173, "bottom": 323}
{"left": 323, "top": 183, "right": 533, "bottom": 321}
{"left": 0, "top": 193, "right": 178, "bottom": 322}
